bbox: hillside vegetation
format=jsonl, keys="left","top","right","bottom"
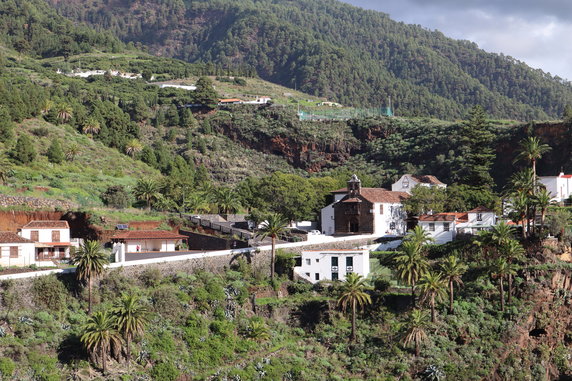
{"left": 48, "top": 0, "right": 572, "bottom": 120}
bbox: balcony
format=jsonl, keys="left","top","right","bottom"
{"left": 346, "top": 266, "right": 353, "bottom": 272}
{"left": 331, "top": 266, "right": 339, "bottom": 272}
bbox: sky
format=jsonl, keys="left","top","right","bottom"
{"left": 342, "top": 0, "right": 572, "bottom": 81}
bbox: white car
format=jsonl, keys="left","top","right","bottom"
{"left": 308, "top": 230, "right": 322, "bottom": 235}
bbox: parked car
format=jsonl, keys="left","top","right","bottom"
{"left": 308, "top": 230, "right": 322, "bottom": 235}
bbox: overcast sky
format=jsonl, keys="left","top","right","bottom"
{"left": 342, "top": 0, "right": 572, "bottom": 81}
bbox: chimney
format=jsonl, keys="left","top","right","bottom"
{"left": 348, "top": 174, "right": 362, "bottom": 197}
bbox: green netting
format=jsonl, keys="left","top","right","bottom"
{"left": 297, "top": 107, "right": 393, "bottom": 121}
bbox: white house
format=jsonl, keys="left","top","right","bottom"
{"left": 418, "top": 206, "right": 497, "bottom": 244}
{"left": 539, "top": 172, "right": 572, "bottom": 202}
{"left": 19, "top": 220, "right": 72, "bottom": 261}
{"left": 320, "top": 175, "right": 409, "bottom": 236}
{"left": 244, "top": 96, "right": 272, "bottom": 104}
{"left": 111, "top": 230, "right": 187, "bottom": 254}
{"left": 0, "top": 232, "right": 36, "bottom": 267}
{"left": 294, "top": 249, "right": 370, "bottom": 283}
{"left": 159, "top": 84, "right": 197, "bottom": 91}
{"left": 392, "top": 174, "right": 446, "bottom": 194}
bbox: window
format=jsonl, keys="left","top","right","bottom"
{"left": 346, "top": 257, "right": 353, "bottom": 266}
{"left": 316, "top": 259, "right": 320, "bottom": 263}
{"left": 332, "top": 272, "right": 339, "bottom": 280}
{"left": 403, "top": 177, "right": 410, "bottom": 188}
{"left": 443, "top": 223, "right": 450, "bottom": 232}
{"left": 9, "top": 246, "right": 18, "bottom": 258}
{"left": 331, "top": 257, "right": 338, "bottom": 266}
{"left": 379, "top": 204, "right": 384, "bottom": 214}
{"left": 315, "top": 273, "right": 320, "bottom": 281}
{"left": 305, "top": 273, "right": 310, "bottom": 277}
{"left": 429, "top": 223, "right": 435, "bottom": 232}
{"left": 389, "top": 222, "right": 396, "bottom": 230}
{"left": 477, "top": 213, "right": 483, "bottom": 221}
{"left": 305, "top": 259, "right": 311, "bottom": 265}
{"left": 31, "top": 230, "right": 39, "bottom": 241}
{"left": 52, "top": 230, "right": 60, "bottom": 242}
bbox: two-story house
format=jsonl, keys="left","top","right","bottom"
{"left": 19, "top": 220, "right": 71, "bottom": 261}
{"left": 418, "top": 206, "right": 497, "bottom": 244}
{"left": 539, "top": 172, "right": 572, "bottom": 202}
{"left": 294, "top": 249, "right": 370, "bottom": 283}
{"left": 391, "top": 174, "right": 446, "bottom": 194}
{"left": 321, "top": 175, "right": 409, "bottom": 236}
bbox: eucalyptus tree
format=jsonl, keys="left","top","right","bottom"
{"left": 337, "top": 273, "right": 372, "bottom": 342}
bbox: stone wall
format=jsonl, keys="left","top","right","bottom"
{"left": 0, "top": 194, "right": 75, "bottom": 211}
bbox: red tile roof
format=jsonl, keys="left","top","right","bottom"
{"left": 22, "top": 220, "right": 69, "bottom": 229}
{"left": 410, "top": 175, "right": 445, "bottom": 185}
{"left": 468, "top": 206, "right": 493, "bottom": 213}
{"left": 0, "top": 232, "right": 35, "bottom": 244}
{"left": 419, "top": 213, "right": 468, "bottom": 222}
{"left": 112, "top": 230, "right": 187, "bottom": 240}
{"left": 359, "top": 189, "right": 410, "bottom": 204}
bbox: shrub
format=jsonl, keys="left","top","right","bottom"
{"left": 100, "top": 185, "right": 132, "bottom": 208}
{"left": 150, "top": 361, "right": 179, "bottom": 381}
{"left": 28, "top": 351, "right": 59, "bottom": 381}
{"left": 140, "top": 267, "right": 162, "bottom": 287}
{"left": 30, "top": 127, "right": 49, "bottom": 137}
{"left": 31, "top": 275, "right": 66, "bottom": 312}
{"left": 0, "top": 357, "right": 15, "bottom": 379}
{"left": 275, "top": 250, "right": 296, "bottom": 277}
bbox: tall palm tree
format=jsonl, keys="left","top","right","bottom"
{"left": 440, "top": 255, "right": 467, "bottom": 314}
{"left": 490, "top": 257, "right": 515, "bottom": 312}
{"left": 501, "top": 239, "right": 525, "bottom": 304}
{"left": 403, "top": 309, "right": 429, "bottom": 357}
{"left": 0, "top": 154, "right": 13, "bottom": 185}
{"left": 212, "top": 187, "right": 241, "bottom": 214}
{"left": 113, "top": 293, "right": 149, "bottom": 366}
{"left": 82, "top": 117, "right": 101, "bottom": 136}
{"left": 403, "top": 225, "right": 434, "bottom": 249}
{"left": 184, "top": 192, "right": 210, "bottom": 214}
{"left": 71, "top": 240, "right": 109, "bottom": 314}
{"left": 337, "top": 273, "right": 372, "bottom": 342}
{"left": 394, "top": 241, "right": 429, "bottom": 307}
{"left": 513, "top": 136, "right": 551, "bottom": 187}
{"left": 417, "top": 271, "right": 448, "bottom": 322}
{"left": 81, "top": 310, "right": 122, "bottom": 375}
{"left": 258, "top": 213, "right": 288, "bottom": 282}
{"left": 65, "top": 143, "right": 81, "bottom": 162}
{"left": 133, "top": 178, "right": 159, "bottom": 211}
{"left": 56, "top": 102, "right": 73, "bottom": 124}
{"left": 125, "top": 139, "right": 143, "bottom": 157}
{"left": 509, "top": 191, "right": 529, "bottom": 239}
{"left": 534, "top": 188, "right": 552, "bottom": 233}
{"left": 490, "top": 222, "right": 515, "bottom": 248}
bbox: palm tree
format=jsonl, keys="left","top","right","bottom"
{"left": 403, "top": 309, "right": 429, "bottom": 356}
{"left": 125, "top": 139, "right": 143, "bottom": 157}
{"left": 56, "top": 102, "right": 73, "bottom": 124}
{"left": 509, "top": 192, "right": 529, "bottom": 239}
{"left": 490, "top": 257, "right": 515, "bottom": 312}
{"left": 0, "top": 154, "right": 13, "bottom": 185}
{"left": 133, "top": 178, "right": 159, "bottom": 211}
{"left": 71, "top": 240, "right": 109, "bottom": 314}
{"left": 41, "top": 99, "right": 54, "bottom": 115}
{"left": 337, "top": 273, "right": 372, "bottom": 342}
{"left": 212, "top": 187, "right": 241, "bottom": 215}
{"left": 501, "top": 239, "right": 525, "bottom": 304}
{"left": 246, "top": 320, "right": 271, "bottom": 342}
{"left": 403, "top": 225, "right": 434, "bottom": 248}
{"left": 417, "top": 271, "right": 447, "bottom": 322}
{"left": 113, "top": 293, "right": 149, "bottom": 366}
{"left": 81, "top": 310, "right": 122, "bottom": 375}
{"left": 184, "top": 192, "right": 210, "bottom": 214}
{"left": 513, "top": 136, "right": 551, "bottom": 187}
{"left": 535, "top": 188, "right": 552, "bottom": 233}
{"left": 394, "top": 241, "right": 429, "bottom": 307}
{"left": 258, "top": 213, "right": 288, "bottom": 282}
{"left": 490, "top": 222, "right": 515, "bottom": 248}
{"left": 440, "top": 255, "right": 467, "bottom": 314}
{"left": 65, "top": 144, "right": 80, "bottom": 162}
{"left": 82, "top": 117, "right": 101, "bottom": 135}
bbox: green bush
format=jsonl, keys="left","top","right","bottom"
{"left": 28, "top": 351, "right": 59, "bottom": 381}
{"left": 0, "top": 357, "right": 15, "bottom": 379}
{"left": 31, "top": 275, "right": 67, "bottom": 312}
{"left": 150, "top": 361, "right": 179, "bottom": 381}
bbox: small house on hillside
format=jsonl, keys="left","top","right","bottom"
{"left": 0, "top": 232, "right": 36, "bottom": 267}
{"left": 539, "top": 172, "right": 572, "bottom": 202}
{"left": 111, "top": 230, "right": 187, "bottom": 253}
{"left": 19, "top": 220, "right": 72, "bottom": 261}
{"left": 294, "top": 249, "right": 369, "bottom": 283}
{"left": 391, "top": 174, "right": 446, "bottom": 194}
{"left": 321, "top": 175, "right": 409, "bottom": 236}
{"left": 418, "top": 206, "right": 497, "bottom": 244}
{"left": 218, "top": 98, "right": 243, "bottom": 105}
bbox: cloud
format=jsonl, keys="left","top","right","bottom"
{"left": 342, "top": 0, "right": 572, "bottom": 80}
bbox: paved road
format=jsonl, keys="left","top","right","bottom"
{"left": 125, "top": 250, "right": 202, "bottom": 262}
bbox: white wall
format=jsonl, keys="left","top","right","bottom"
{"left": 126, "top": 240, "right": 178, "bottom": 252}
{"left": 540, "top": 176, "right": 572, "bottom": 202}
{"left": 320, "top": 204, "right": 336, "bottom": 235}
{"left": 295, "top": 250, "right": 369, "bottom": 283}
{"left": 391, "top": 175, "right": 420, "bottom": 193}
{"left": 419, "top": 221, "right": 456, "bottom": 244}
{"left": 0, "top": 243, "right": 36, "bottom": 267}
{"left": 21, "top": 228, "right": 70, "bottom": 243}
{"left": 372, "top": 202, "right": 408, "bottom": 236}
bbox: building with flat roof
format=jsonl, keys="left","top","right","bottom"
{"left": 294, "top": 249, "right": 369, "bottom": 283}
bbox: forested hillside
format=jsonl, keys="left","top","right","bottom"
{"left": 46, "top": 0, "right": 572, "bottom": 120}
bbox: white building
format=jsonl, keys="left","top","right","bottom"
{"left": 320, "top": 188, "right": 352, "bottom": 235}
{"left": 159, "top": 84, "right": 197, "bottom": 91}
{"left": 391, "top": 174, "right": 446, "bottom": 194}
{"left": 244, "top": 96, "right": 272, "bottom": 104}
{"left": 539, "top": 172, "right": 572, "bottom": 202}
{"left": 294, "top": 249, "right": 370, "bottom": 283}
{"left": 418, "top": 206, "right": 497, "bottom": 244}
{"left": 0, "top": 232, "right": 36, "bottom": 267}
{"left": 111, "top": 230, "right": 187, "bottom": 255}
{"left": 20, "top": 220, "right": 72, "bottom": 261}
